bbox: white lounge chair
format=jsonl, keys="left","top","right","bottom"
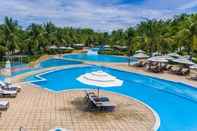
{"left": 0, "top": 89, "right": 17, "bottom": 97}
{"left": 0, "top": 100, "right": 9, "bottom": 110}
{"left": 0, "top": 81, "right": 21, "bottom": 92}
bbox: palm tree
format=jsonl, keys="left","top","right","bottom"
{"left": 26, "top": 23, "right": 44, "bottom": 55}
{"left": 2, "top": 17, "right": 20, "bottom": 56}
{"left": 125, "top": 27, "right": 136, "bottom": 65}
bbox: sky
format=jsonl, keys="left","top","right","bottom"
{"left": 0, "top": 0, "right": 196, "bottom": 31}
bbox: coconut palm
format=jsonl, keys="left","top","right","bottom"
{"left": 1, "top": 17, "right": 20, "bottom": 55}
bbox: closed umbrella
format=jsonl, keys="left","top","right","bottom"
{"left": 3, "top": 60, "right": 12, "bottom": 84}
{"left": 77, "top": 71, "right": 123, "bottom": 96}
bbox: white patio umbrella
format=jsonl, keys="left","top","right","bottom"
{"left": 172, "top": 58, "right": 194, "bottom": 65}
{"left": 136, "top": 50, "right": 145, "bottom": 53}
{"left": 148, "top": 56, "right": 169, "bottom": 63}
{"left": 77, "top": 71, "right": 123, "bottom": 96}
{"left": 167, "top": 53, "right": 181, "bottom": 58}
{"left": 133, "top": 53, "right": 149, "bottom": 59}
{"left": 65, "top": 47, "right": 74, "bottom": 50}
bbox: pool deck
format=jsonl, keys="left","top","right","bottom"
{"left": 0, "top": 83, "right": 155, "bottom": 131}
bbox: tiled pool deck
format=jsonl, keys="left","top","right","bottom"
{"left": 0, "top": 84, "right": 155, "bottom": 131}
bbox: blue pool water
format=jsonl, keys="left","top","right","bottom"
{"left": 40, "top": 58, "right": 82, "bottom": 68}
{"left": 25, "top": 65, "right": 197, "bottom": 131}
{"left": 1, "top": 58, "right": 82, "bottom": 77}
{"left": 64, "top": 54, "right": 130, "bottom": 63}
{"left": 0, "top": 76, "right": 5, "bottom": 81}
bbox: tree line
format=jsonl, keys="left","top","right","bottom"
{"left": 0, "top": 13, "right": 196, "bottom": 60}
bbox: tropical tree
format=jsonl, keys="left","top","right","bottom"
{"left": 1, "top": 17, "right": 20, "bottom": 55}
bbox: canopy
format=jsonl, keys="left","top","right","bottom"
{"left": 48, "top": 45, "right": 58, "bottom": 49}
{"left": 148, "top": 56, "right": 168, "bottom": 63}
{"left": 167, "top": 53, "right": 181, "bottom": 58}
{"left": 133, "top": 53, "right": 149, "bottom": 59}
{"left": 77, "top": 71, "right": 123, "bottom": 87}
{"left": 172, "top": 58, "right": 194, "bottom": 65}
{"left": 161, "top": 55, "right": 174, "bottom": 60}
{"left": 136, "top": 50, "right": 145, "bottom": 53}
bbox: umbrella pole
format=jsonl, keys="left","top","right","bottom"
{"left": 97, "top": 88, "right": 99, "bottom": 97}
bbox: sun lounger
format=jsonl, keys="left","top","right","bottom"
{"left": 186, "top": 74, "right": 197, "bottom": 81}
{"left": 0, "top": 101, "right": 9, "bottom": 110}
{"left": 170, "top": 66, "right": 181, "bottom": 74}
{"left": 150, "top": 66, "right": 162, "bottom": 73}
{"left": 0, "top": 89, "right": 17, "bottom": 97}
{"left": 0, "top": 81, "right": 21, "bottom": 92}
{"left": 134, "top": 61, "right": 146, "bottom": 67}
{"left": 181, "top": 68, "right": 190, "bottom": 75}
{"left": 89, "top": 95, "right": 116, "bottom": 111}
{"left": 170, "top": 67, "right": 189, "bottom": 75}
{"left": 190, "top": 76, "right": 197, "bottom": 81}
{"left": 162, "top": 64, "right": 172, "bottom": 70}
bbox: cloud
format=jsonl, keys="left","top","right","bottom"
{"left": 0, "top": 0, "right": 196, "bottom": 31}
{"left": 178, "top": 0, "right": 197, "bottom": 10}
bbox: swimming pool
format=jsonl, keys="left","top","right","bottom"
{"left": 64, "top": 54, "right": 131, "bottom": 63}
{"left": 0, "top": 76, "right": 5, "bottom": 81}
{"left": 25, "top": 65, "right": 197, "bottom": 131}
{"left": 2, "top": 58, "right": 82, "bottom": 77}
{"left": 39, "top": 58, "right": 82, "bottom": 68}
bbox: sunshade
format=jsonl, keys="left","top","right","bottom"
{"left": 77, "top": 71, "right": 123, "bottom": 96}
{"left": 167, "top": 53, "right": 181, "bottom": 58}
{"left": 135, "top": 50, "right": 145, "bottom": 53}
{"left": 148, "top": 56, "right": 168, "bottom": 63}
{"left": 172, "top": 58, "right": 194, "bottom": 65}
{"left": 133, "top": 53, "right": 149, "bottom": 59}
{"left": 77, "top": 71, "right": 123, "bottom": 87}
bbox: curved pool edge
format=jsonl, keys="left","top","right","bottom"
{"left": 20, "top": 85, "right": 161, "bottom": 131}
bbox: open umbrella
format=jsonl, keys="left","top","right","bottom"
{"left": 148, "top": 56, "right": 169, "bottom": 63}
{"left": 133, "top": 53, "right": 149, "bottom": 59}
{"left": 167, "top": 53, "right": 181, "bottom": 58}
{"left": 77, "top": 71, "right": 123, "bottom": 96}
{"left": 136, "top": 50, "right": 145, "bottom": 53}
{"left": 172, "top": 58, "right": 194, "bottom": 65}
